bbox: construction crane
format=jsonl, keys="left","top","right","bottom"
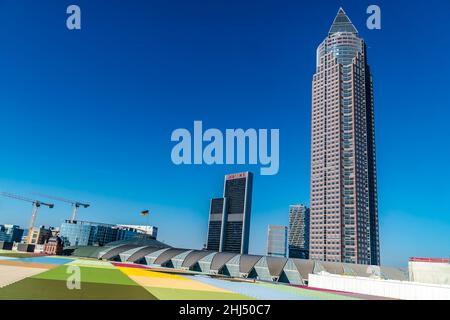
{"left": 32, "top": 193, "right": 89, "bottom": 223}
{"left": 0, "top": 192, "right": 54, "bottom": 244}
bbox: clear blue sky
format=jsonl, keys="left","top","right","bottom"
{"left": 0, "top": 0, "right": 449, "bottom": 267}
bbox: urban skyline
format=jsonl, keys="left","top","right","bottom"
{"left": 0, "top": 1, "right": 449, "bottom": 267}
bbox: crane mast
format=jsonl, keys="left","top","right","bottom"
{"left": 32, "top": 193, "right": 90, "bottom": 223}
{"left": 0, "top": 192, "right": 54, "bottom": 244}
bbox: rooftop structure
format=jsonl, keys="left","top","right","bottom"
{"left": 59, "top": 220, "right": 158, "bottom": 247}
{"left": 64, "top": 240, "right": 408, "bottom": 286}
{"left": 0, "top": 225, "right": 24, "bottom": 243}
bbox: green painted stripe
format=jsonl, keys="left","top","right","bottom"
{"left": 32, "top": 265, "right": 140, "bottom": 286}
{"left": 143, "top": 286, "right": 254, "bottom": 300}
{"left": 0, "top": 278, "right": 156, "bottom": 300}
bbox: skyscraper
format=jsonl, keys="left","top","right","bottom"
{"left": 206, "top": 172, "right": 253, "bottom": 254}
{"left": 309, "top": 8, "right": 380, "bottom": 265}
{"left": 267, "top": 225, "right": 288, "bottom": 258}
{"left": 288, "top": 204, "right": 310, "bottom": 259}
{"left": 206, "top": 197, "right": 227, "bottom": 251}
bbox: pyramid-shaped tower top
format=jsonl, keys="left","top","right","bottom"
{"left": 328, "top": 7, "right": 358, "bottom": 36}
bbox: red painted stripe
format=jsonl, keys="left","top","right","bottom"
{"left": 409, "top": 257, "right": 450, "bottom": 263}
{"left": 112, "top": 262, "right": 152, "bottom": 269}
{"left": 288, "top": 284, "right": 394, "bottom": 300}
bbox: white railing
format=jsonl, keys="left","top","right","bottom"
{"left": 308, "top": 273, "right": 450, "bottom": 300}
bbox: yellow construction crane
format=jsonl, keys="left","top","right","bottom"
{"left": 32, "top": 193, "right": 89, "bottom": 223}
{"left": 0, "top": 192, "right": 54, "bottom": 244}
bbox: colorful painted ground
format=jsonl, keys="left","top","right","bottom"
{"left": 0, "top": 251, "right": 381, "bottom": 300}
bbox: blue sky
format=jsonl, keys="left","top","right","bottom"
{"left": 0, "top": 0, "right": 449, "bottom": 267}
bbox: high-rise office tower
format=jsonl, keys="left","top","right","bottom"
{"left": 288, "top": 204, "right": 310, "bottom": 259}
{"left": 206, "top": 172, "right": 253, "bottom": 254}
{"left": 267, "top": 225, "right": 288, "bottom": 258}
{"left": 206, "top": 198, "right": 227, "bottom": 251}
{"left": 222, "top": 172, "right": 253, "bottom": 254}
{"left": 309, "top": 8, "right": 380, "bottom": 265}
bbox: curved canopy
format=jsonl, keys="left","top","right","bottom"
{"left": 266, "top": 256, "right": 288, "bottom": 278}
{"left": 100, "top": 244, "right": 139, "bottom": 260}
{"left": 210, "top": 252, "right": 238, "bottom": 272}
{"left": 127, "top": 246, "right": 166, "bottom": 263}
{"left": 64, "top": 238, "right": 407, "bottom": 286}
{"left": 181, "top": 250, "right": 214, "bottom": 269}
{"left": 239, "top": 255, "right": 263, "bottom": 274}
{"left": 154, "top": 248, "right": 189, "bottom": 266}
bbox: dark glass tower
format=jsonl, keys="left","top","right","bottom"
{"left": 206, "top": 172, "right": 253, "bottom": 254}
{"left": 222, "top": 172, "right": 253, "bottom": 254}
{"left": 206, "top": 198, "right": 227, "bottom": 251}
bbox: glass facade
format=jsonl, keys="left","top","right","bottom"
{"left": 0, "top": 224, "right": 24, "bottom": 243}
{"left": 267, "top": 225, "right": 288, "bottom": 258}
{"left": 60, "top": 220, "right": 150, "bottom": 247}
{"left": 288, "top": 205, "right": 310, "bottom": 259}
{"left": 222, "top": 172, "right": 253, "bottom": 254}
{"left": 206, "top": 172, "right": 253, "bottom": 255}
{"left": 206, "top": 198, "right": 225, "bottom": 251}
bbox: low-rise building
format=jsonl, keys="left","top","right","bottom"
{"left": 50, "top": 227, "right": 60, "bottom": 237}
{"left": 60, "top": 220, "right": 157, "bottom": 247}
{"left": 115, "top": 224, "right": 158, "bottom": 239}
{"left": 28, "top": 226, "right": 52, "bottom": 245}
{"left": 17, "top": 243, "right": 35, "bottom": 252}
{"left": 0, "top": 241, "right": 13, "bottom": 250}
{"left": 0, "top": 224, "right": 24, "bottom": 243}
{"left": 44, "top": 237, "right": 63, "bottom": 255}
{"left": 409, "top": 257, "right": 450, "bottom": 286}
